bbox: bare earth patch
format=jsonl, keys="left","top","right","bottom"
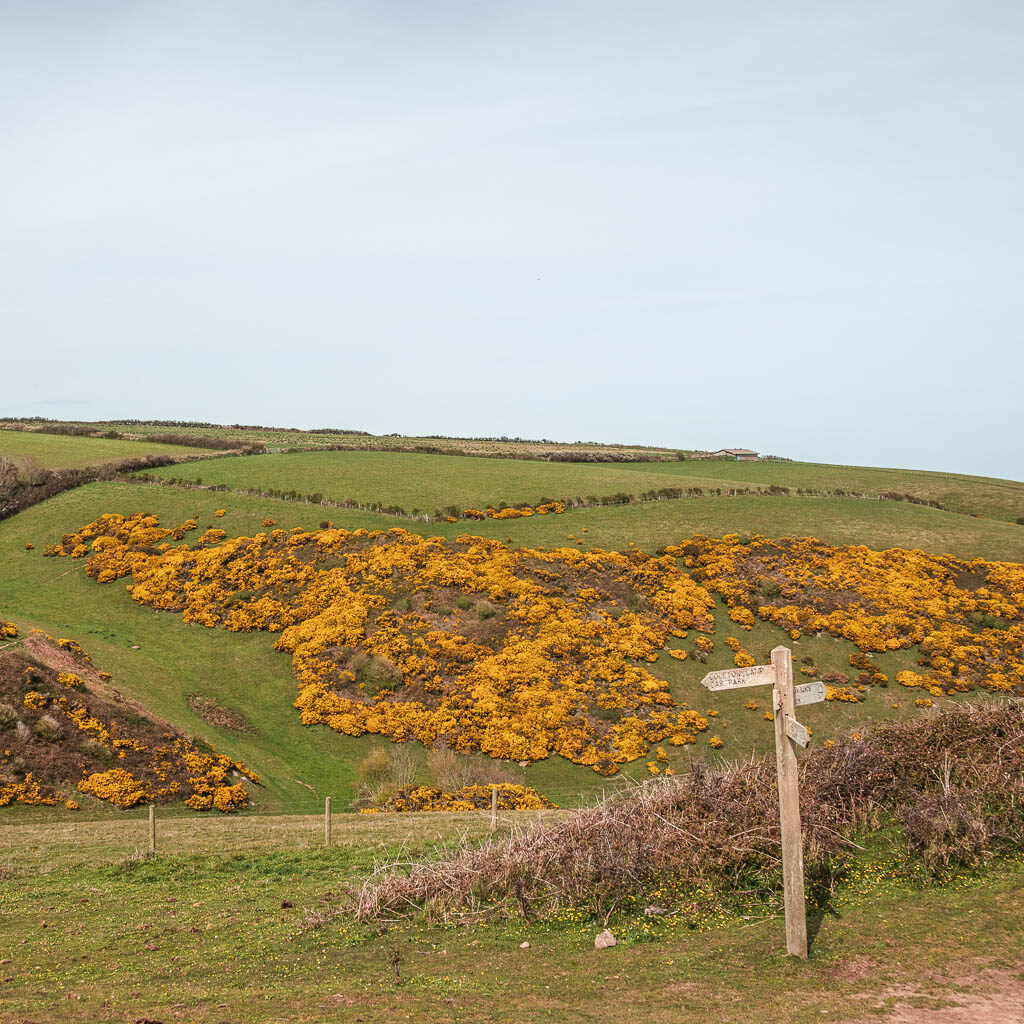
{"left": 828, "top": 956, "right": 880, "bottom": 982}
{"left": 863, "top": 968, "right": 1024, "bottom": 1024}
{"left": 187, "top": 692, "right": 254, "bottom": 733}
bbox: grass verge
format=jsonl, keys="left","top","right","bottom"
{"left": 0, "top": 813, "right": 1021, "bottom": 1023}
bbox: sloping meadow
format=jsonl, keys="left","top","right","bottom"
{"left": 42, "top": 515, "right": 1024, "bottom": 779}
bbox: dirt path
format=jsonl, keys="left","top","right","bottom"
{"left": 863, "top": 968, "right": 1024, "bottom": 1023}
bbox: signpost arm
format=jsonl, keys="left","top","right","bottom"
{"left": 772, "top": 645, "right": 808, "bottom": 959}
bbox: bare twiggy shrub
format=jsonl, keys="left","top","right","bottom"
{"left": 33, "top": 714, "right": 62, "bottom": 742}
{"left": 354, "top": 701, "right": 1024, "bottom": 923}
{"left": 356, "top": 747, "right": 395, "bottom": 803}
{"left": 425, "top": 745, "right": 520, "bottom": 792}
{"left": 355, "top": 743, "right": 426, "bottom": 805}
{"left": 0, "top": 702, "right": 18, "bottom": 731}
{"left": 387, "top": 743, "right": 423, "bottom": 790}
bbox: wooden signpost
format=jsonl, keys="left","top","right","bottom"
{"left": 701, "top": 645, "right": 824, "bottom": 959}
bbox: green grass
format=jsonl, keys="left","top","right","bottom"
{"left": 1, "top": 813, "right": 1022, "bottom": 1023}
{"left": 616, "top": 457, "right": 1024, "bottom": 522}
{"left": 139, "top": 448, "right": 1024, "bottom": 522}
{"left": 0, "top": 480, "right": 1007, "bottom": 816}
{"left": 461, "top": 493, "right": 1024, "bottom": 562}
{"left": 0, "top": 429, "right": 200, "bottom": 468}
{"left": 140, "top": 448, "right": 751, "bottom": 512}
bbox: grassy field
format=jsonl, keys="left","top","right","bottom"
{"left": 614, "top": 457, "right": 1024, "bottom": 522}
{"left": 1, "top": 812, "right": 1022, "bottom": 1023}
{"left": 136, "top": 446, "right": 1024, "bottom": 522}
{"left": 0, "top": 479, "right": 1006, "bottom": 817}
{"left": 118, "top": 475, "right": 1024, "bottom": 563}
{"left": 141, "top": 449, "right": 752, "bottom": 512}
{"left": 468, "top": 493, "right": 1024, "bottom": 562}
{"left": 0, "top": 429, "right": 200, "bottom": 468}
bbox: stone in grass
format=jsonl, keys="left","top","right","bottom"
{"left": 594, "top": 929, "right": 616, "bottom": 950}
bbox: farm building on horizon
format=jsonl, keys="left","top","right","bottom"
{"left": 709, "top": 448, "right": 760, "bottom": 461}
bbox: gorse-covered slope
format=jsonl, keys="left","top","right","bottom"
{"left": 30, "top": 509, "right": 1024, "bottom": 797}
{"left": 0, "top": 628, "right": 258, "bottom": 812}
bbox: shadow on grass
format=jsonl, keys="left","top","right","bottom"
{"left": 806, "top": 877, "right": 842, "bottom": 953}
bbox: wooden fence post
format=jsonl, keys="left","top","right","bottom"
{"left": 148, "top": 803, "right": 156, "bottom": 857}
{"left": 771, "top": 645, "right": 808, "bottom": 959}
{"left": 489, "top": 785, "right": 498, "bottom": 833}
{"left": 324, "top": 796, "right": 332, "bottom": 847}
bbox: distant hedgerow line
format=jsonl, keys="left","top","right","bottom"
{"left": 128, "top": 473, "right": 949, "bottom": 524}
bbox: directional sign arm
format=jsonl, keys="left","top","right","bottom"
{"left": 700, "top": 664, "right": 776, "bottom": 691}
{"left": 785, "top": 716, "right": 811, "bottom": 748}
{"left": 794, "top": 681, "right": 826, "bottom": 707}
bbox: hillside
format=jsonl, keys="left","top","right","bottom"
{"left": 0, "top": 426, "right": 1022, "bottom": 820}
{"left": 136, "top": 446, "right": 1024, "bottom": 522}
{"left": 1, "top": 466, "right": 1020, "bottom": 816}
{"left": 0, "top": 635, "right": 258, "bottom": 812}
{"left": 2, "top": 423, "right": 1022, "bottom": 1024}
{"left": 3, "top": 418, "right": 688, "bottom": 461}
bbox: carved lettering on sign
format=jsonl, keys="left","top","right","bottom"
{"left": 794, "top": 681, "right": 826, "bottom": 707}
{"left": 700, "top": 664, "right": 776, "bottom": 691}
{"left": 785, "top": 716, "right": 811, "bottom": 748}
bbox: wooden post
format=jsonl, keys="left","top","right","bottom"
{"left": 324, "top": 796, "right": 332, "bottom": 847}
{"left": 489, "top": 784, "right": 498, "bottom": 833}
{"left": 771, "top": 645, "right": 808, "bottom": 959}
{"left": 148, "top": 803, "right": 156, "bottom": 857}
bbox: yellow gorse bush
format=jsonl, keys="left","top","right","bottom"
{"left": 669, "top": 534, "right": 1024, "bottom": 696}
{"left": 1, "top": 773, "right": 58, "bottom": 808}
{"left": 361, "top": 782, "right": 556, "bottom": 814}
{"left": 463, "top": 502, "right": 565, "bottom": 521}
{"left": 50, "top": 513, "right": 716, "bottom": 774}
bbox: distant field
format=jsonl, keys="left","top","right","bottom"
{"left": 466, "top": 493, "right": 1024, "bottom": 563}
{"left": 614, "top": 458, "right": 1024, "bottom": 522}
{"left": 0, "top": 429, "right": 200, "bottom": 468}
{"left": 138, "top": 448, "right": 1024, "bottom": 523}
{"left": 132, "top": 449, "right": 1024, "bottom": 560}
{"left": 140, "top": 449, "right": 749, "bottom": 512}
{"left": 28, "top": 419, "right": 681, "bottom": 459}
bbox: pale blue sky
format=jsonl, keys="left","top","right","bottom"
{"left": 2, "top": 2, "right": 1022, "bottom": 478}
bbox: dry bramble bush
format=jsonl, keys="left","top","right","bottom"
{"left": 353, "top": 700, "right": 1024, "bottom": 923}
